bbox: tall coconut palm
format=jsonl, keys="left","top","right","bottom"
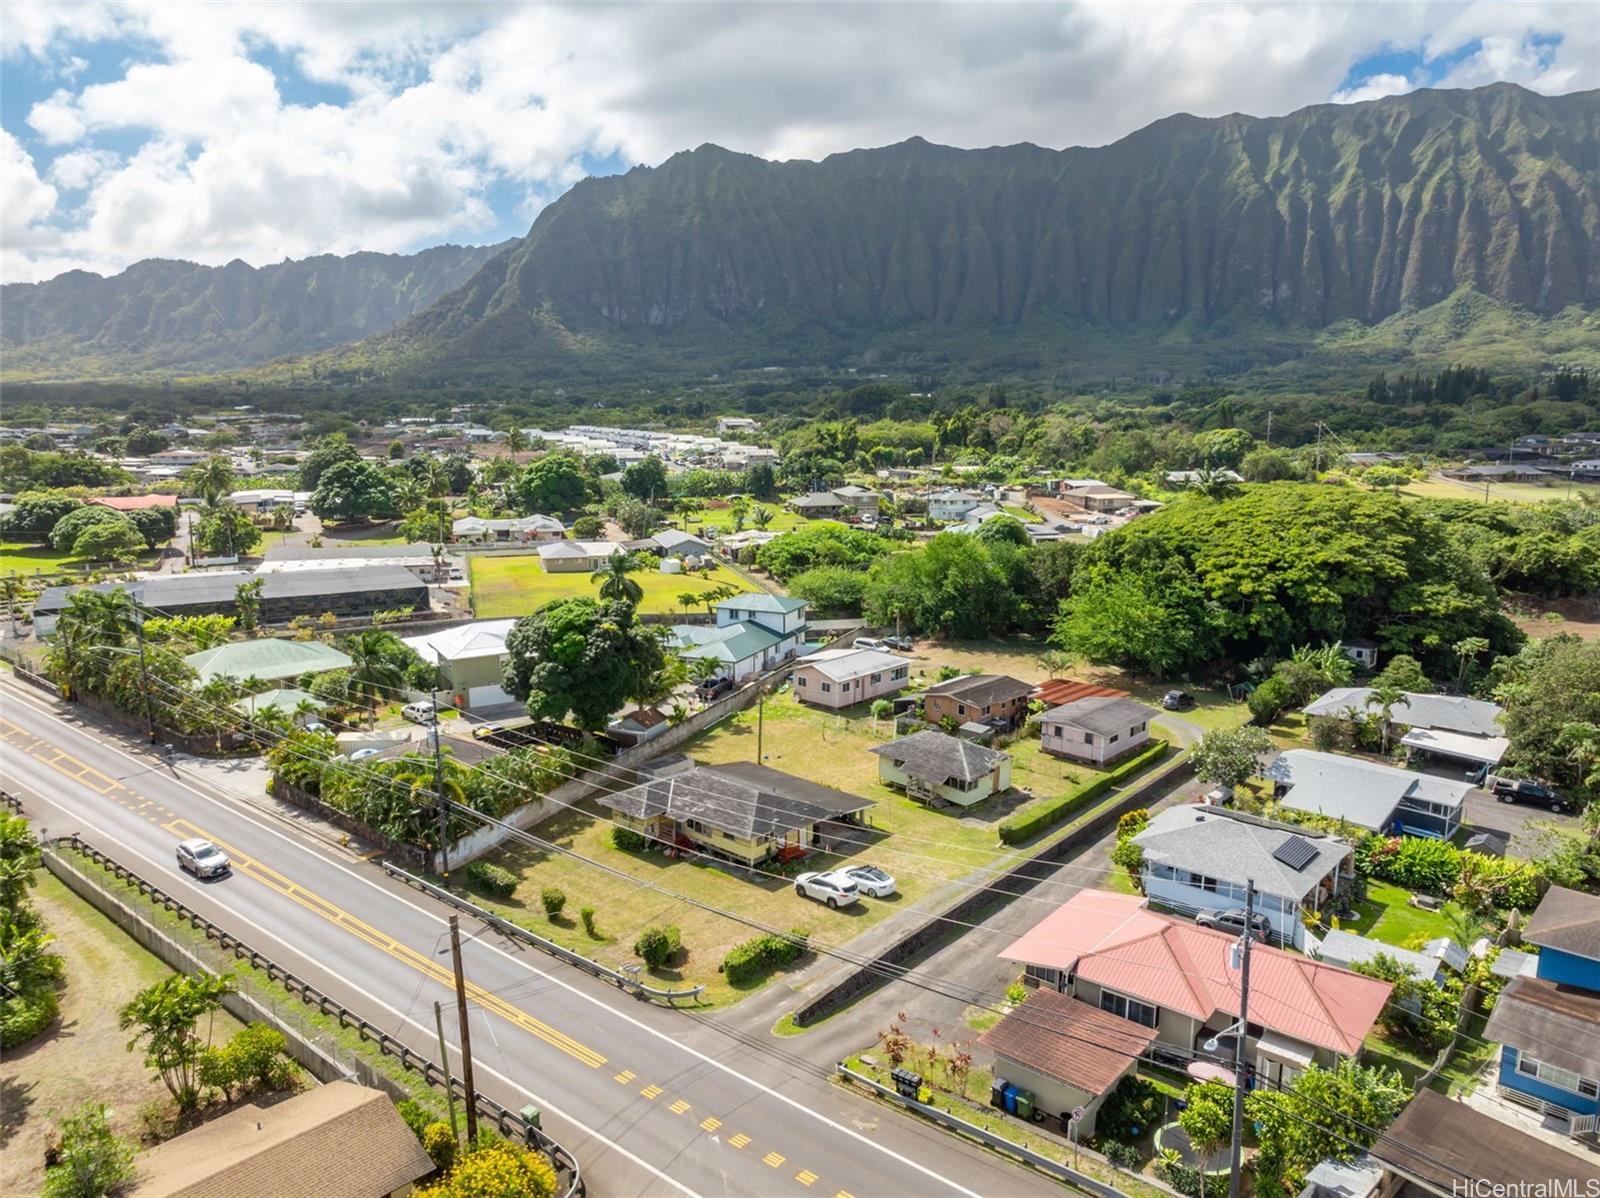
{"left": 751, "top": 505, "right": 774, "bottom": 530}
{"left": 504, "top": 428, "right": 531, "bottom": 456}
{"left": 51, "top": 586, "right": 136, "bottom": 693}
{"left": 1365, "top": 682, "right": 1406, "bottom": 755}
{"left": 592, "top": 551, "right": 645, "bottom": 606}
{"left": 184, "top": 455, "right": 237, "bottom": 505}
{"left": 423, "top": 458, "right": 454, "bottom": 499}
{"left": 342, "top": 629, "right": 407, "bottom": 727}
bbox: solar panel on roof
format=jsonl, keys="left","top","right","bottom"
{"left": 1273, "top": 835, "right": 1320, "bottom": 871}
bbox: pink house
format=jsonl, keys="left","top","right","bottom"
{"left": 792, "top": 648, "right": 910, "bottom": 710}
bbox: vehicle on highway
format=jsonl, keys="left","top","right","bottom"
{"left": 883, "top": 635, "right": 914, "bottom": 651}
{"left": 696, "top": 676, "right": 734, "bottom": 701}
{"left": 1195, "top": 908, "right": 1270, "bottom": 939}
{"left": 401, "top": 700, "right": 438, "bottom": 725}
{"left": 1489, "top": 776, "right": 1567, "bottom": 813}
{"left": 842, "top": 864, "right": 897, "bottom": 897}
{"left": 853, "top": 637, "right": 890, "bottom": 651}
{"left": 1162, "top": 689, "right": 1195, "bottom": 711}
{"left": 176, "top": 837, "right": 230, "bottom": 879}
{"left": 794, "top": 870, "right": 861, "bottom": 909}
{"left": 471, "top": 721, "right": 507, "bottom": 740}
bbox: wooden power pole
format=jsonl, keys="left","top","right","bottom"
{"left": 448, "top": 916, "right": 479, "bottom": 1142}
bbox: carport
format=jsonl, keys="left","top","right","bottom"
{"left": 1401, "top": 726, "right": 1508, "bottom": 776}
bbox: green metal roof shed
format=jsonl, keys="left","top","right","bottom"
{"left": 185, "top": 638, "right": 353, "bottom": 684}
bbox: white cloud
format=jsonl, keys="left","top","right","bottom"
{"left": 2, "top": 1, "right": 1597, "bottom": 283}
{"left": 1, "top": 130, "right": 61, "bottom": 279}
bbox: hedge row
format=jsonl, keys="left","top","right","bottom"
{"left": 464, "top": 860, "right": 517, "bottom": 899}
{"left": 722, "top": 930, "right": 809, "bottom": 986}
{"left": 998, "top": 740, "right": 1170, "bottom": 846}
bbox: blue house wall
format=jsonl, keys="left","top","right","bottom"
{"left": 1499, "top": 1047, "right": 1600, "bottom": 1116}
{"left": 1533, "top": 946, "right": 1600, "bottom": 991}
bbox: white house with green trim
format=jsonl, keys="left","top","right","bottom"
{"left": 667, "top": 593, "right": 808, "bottom": 683}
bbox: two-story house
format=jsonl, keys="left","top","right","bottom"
{"left": 668, "top": 593, "right": 808, "bottom": 683}
{"left": 1132, "top": 806, "right": 1354, "bottom": 949}
{"left": 1483, "top": 886, "right": 1600, "bottom": 1142}
{"left": 919, "top": 673, "right": 1033, "bottom": 730}
{"left": 792, "top": 647, "right": 909, "bottom": 709}
{"left": 927, "top": 489, "right": 986, "bottom": 522}
{"left": 1002, "top": 891, "right": 1391, "bottom": 1091}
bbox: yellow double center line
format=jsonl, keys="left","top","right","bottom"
{"left": 165, "top": 818, "right": 606, "bottom": 1070}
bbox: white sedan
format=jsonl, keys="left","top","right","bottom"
{"left": 842, "top": 864, "right": 897, "bottom": 897}
{"left": 794, "top": 870, "right": 861, "bottom": 909}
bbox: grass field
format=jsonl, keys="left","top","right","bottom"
{"left": 470, "top": 554, "right": 752, "bottom": 618}
{"left": 0, "top": 541, "right": 163, "bottom": 578}
{"left": 694, "top": 506, "right": 812, "bottom": 537}
{"left": 1400, "top": 476, "right": 1600, "bottom": 506}
{"left": 1341, "top": 880, "right": 1462, "bottom": 948}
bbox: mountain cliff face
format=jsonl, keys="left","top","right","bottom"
{"left": 383, "top": 83, "right": 1598, "bottom": 377}
{"left": 1, "top": 240, "right": 513, "bottom": 377}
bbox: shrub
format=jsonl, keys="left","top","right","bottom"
{"left": 1005, "top": 979, "right": 1027, "bottom": 1005}
{"left": 721, "top": 931, "right": 808, "bottom": 986}
{"left": 1099, "top": 1140, "right": 1142, "bottom": 1170}
{"left": 1308, "top": 715, "right": 1348, "bottom": 753}
{"left": 1356, "top": 833, "right": 1541, "bottom": 910}
{"left": 634, "top": 925, "right": 681, "bottom": 969}
{"left": 1, "top": 988, "right": 58, "bottom": 1048}
{"left": 580, "top": 906, "right": 599, "bottom": 938}
{"left": 999, "top": 741, "right": 1168, "bottom": 845}
{"left": 611, "top": 827, "right": 647, "bottom": 852}
{"left": 1095, "top": 1075, "right": 1165, "bottom": 1144}
{"left": 539, "top": 887, "right": 567, "bottom": 919}
{"left": 397, "top": 1100, "right": 435, "bottom": 1143}
{"left": 228, "top": 1024, "right": 289, "bottom": 1090}
{"left": 40, "top": 1103, "right": 135, "bottom": 1198}
{"left": 464, "top": 861, "right": 517, "bottom": 899}
{"left": 422, "top": 1121, "right": 458, "bottom": 1171}
{"left": 414, "top": 1139, "right": 557, "bottom": 1198}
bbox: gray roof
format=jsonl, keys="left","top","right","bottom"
{"left": 1316, "top": 929, "right": 1439, "bottom": 981}
{"left": 869, "top": 730, "right": 1009, "bottom": 785}
{"left": 1303, "top": 687, "right": 1504, "bottom": 737}
{"left": 598, "top": 762, "right": 873, "bottom": 841}
{"left": 1523, "top": 885, "right": 1600, "bottom": 961}
{"left": 1482, "top": 976, "right": 1600, "bottom": 1080}
{"left": 1039, "top": 695, "right": 1157, "bottom": 736}
{"left": 716, "top": 593, "right": 808, "bottom": 615}
{"left": 1265, "top": 750, "right": 1471, "bottom": 831}
{"left": 790, "top": 492, "right": 848, "bottom": 508}
{"left": 1133, "top": 806, "right": 1350, "bottom": 902}
{"left": 921, "top": 673, "right": 1034, "bottom": 707}
{"left": 36, "top": 564, "right": 425, "bottom": 614}
{"left": 263, "top": 542, "right": 434, "bottom": 562}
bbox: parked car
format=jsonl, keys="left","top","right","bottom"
{"left": 883, "top": 635, "right": 914, "bottom": 651}
{"left": 1195, "top": 909, "right": 1270, "bottom": 940}
{"left": 471, "top": 722, "right": 507, "bottom": 741}
{"left": 842, "top": 864, "right": 897, "bottom": 897}
{"left": 349, "top": 747, "right": 382, "bottom": 761}
{"left": 795, "top": 870, "right": 861, "bottom": 909}
{"left": 1161, "top": 690, "right": 1195, "bottom": 711}
{"left": 176, "top": 837, "right": 230, "bottom": 879}
{"left": 402, "top": 700, "right": 438, "bottom": 725}
{"left": 696, "top": 676, "right": 734, "bottom": 701}
{"left": 853, "top": 637, "right": 890, "bottom": 651}
{"left": 1490, "top": 776, "right": 1567, "bottom": 813}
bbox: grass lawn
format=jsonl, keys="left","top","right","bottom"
{"left": 0, "top": 873, "right": 243, "bottom": 1197}
{"left": 0, "top": 541, "right": 163, "bottom": 578}
{"left": 470, "top": 554, "right": 752, "bottom": 618}
{"left": 696, "top": 505, "right": 813, "bottom": 537}
{"left": 1342, "top": 880, "right": 1462, "bottom": 948}
{"left": 1363, "top": 1028, "right": 1496, "bottom": 1096}
{"left": 1000, "top": 504, "right": 1040, "bottom": 523}
{"left": 1400, "top": 477, "right": 1600, "bottom": 506}
{"left": 468, "top": 689, "right": 1166, "bottom": 1006}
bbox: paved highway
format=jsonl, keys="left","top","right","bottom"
{"left": 1, "top": 681, "right": 1063, "bottom": 1198}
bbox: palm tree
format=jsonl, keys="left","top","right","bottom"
{"left": 1192, "top": 465, "right": 1238, "bottom": 501}
{"left": 1365, "top": 682, "right": 1406, "bottom": 755}
{"left": 233, "top": 578, "right": 263, "bottom": 632}
{"left": 423, "top": 458, "right": 453, "bottom": 499}
{"left": 268, "top": 504, "right": 295, "bottom": 532}
{"left": 729, "top": 496, "right": 751, "bottom": 533}
{"left": 592, "top": 551, "right": 645, "bottom": 606}
{"left": 686, "top": 656, "right": 722, "bottom": 688}
{"left": 391, "top": 475, "right": 425, "bottom": 514}
{"left": 677, "top": 591, "right": 700, "bottom": 615}
{"left": 1452, "top": 637, "right": 1490, "bottom": 694}
{"left": 504, "top": 428, "right": 531, "bottom": 456}
{"left": 184, "top": 455, "right": 237, "bottom": 505}
{"left": 342, "top": 629, "right": 407, "bottom": 727}
{"left": 751, "top": 505, "right": 774, "bottom": 530}
{"left": 51, "top": 587, "right": 136, "bottom": 693}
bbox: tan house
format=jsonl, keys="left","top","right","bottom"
{"left": 920, "top": 673, "right": 1033, "bottom": 730}
{"left": 127, "top": 1081, "right": 434, "bottom": 1197}
{"left": 597, "top": 762, "right": 874, "bottom": 865}
{"left": 792, "top": 648, "right": 909, "bottom": 709}
{"left": 870, "top": 730, "right": 1011, "bottom": 808}
{"left": 1066, "top": 484, "right": 1137, "bottom": 512}
{"left": 537, "top": 539, "right": 627, "bottom": 572}
{"left": 1038, "top": 696, "right": 1157, "bottom": 764}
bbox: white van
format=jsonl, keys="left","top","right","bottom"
{"left": 401, "top": 700, "right": 438, "bottom": 725}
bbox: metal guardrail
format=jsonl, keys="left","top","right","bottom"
{"left": 837, "top": 1063, "right": 1130, "bottom": 1198}
{"left": 382, "top": 860, "right": 706, "bottom": 1005}
{"left": 0, "top": 788, "right": 23, "bottom": 814}
{"left": 50, "top": 835, "right": 584, "bottom": 1198}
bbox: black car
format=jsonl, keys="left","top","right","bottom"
{"left": 1161, "top": 689, "right": 1195, "bottom": 711}
{"left": 1491, "top": 776, "right": 1567, "bottom": 813}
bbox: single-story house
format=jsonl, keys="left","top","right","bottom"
{"left": 1065, "top": 484, "right": 1137, "bottom": 512}
{"left": 1302, "top": 687, "right": 1507, "bottom": 770}
{"left": 920, "top": 673, "right": 1033, "bottom": 730}
{"left": 402, "top": 619, "right": 517, "bottom": 710}
{"left": 978, "top": 987, "right": 1158, "bottom": 1139}
{"left": 1314, "top": 929, "right": 1443, "bottom": 983}
{"left": 607, "top": 706, "right": 670, "bottom": 747}
{"left": 451, "top": 514, "right": 565, "bottom": 543}
{"left": 1132, "top": 806, "right": 1354, "bottom": 949}
{"left": 598, "top": 761, "right": 874, "bottom": 865}
{"left": 184, "top": 637, "right": 352, "bottom": 685}
{"left": 147, "top": 448, "right": 210, "bottom": 467}
{"left": 233, "top": 687, "right": 326, "bottom": 724}
{"left": 1369, "top": 1089, "right": 1600, "bottom": 1196}
{"left": 1038, "top": 696, "right": 1157, "bottom": 764}
{"left": 537, "top": 539, "right": 628, "bottom": 572}
{"left": 792, "top": 647, "right": 910, "bottom": 709}
{"left": 125, "top": 1081, "right": 434, "bottom": 1198}
{"left": 1164, "top": 469, "right": 1242, "bottom": 486}
{"left": 89, "top": 493, "right": 180, "bottom": 513}
{"left": 1002, "top": 890, "right": 1391, "bottom": 1090}
{"left": 1343, "top": 638, "right": 1379, "bottom": 670}
{"left": 869, "top": 730, "right": 1012, "bottom": 807}
{"left": 788, "top": 487, "right": 881, "bottom": 520}
{"left": 1440, "top": 463, "right": 1551, "bottom": 483}
{"left": 648, "top": 528, "right": 714, "bottom": 559}
{"left": 226, "top": 488, "right": 299, "bottom": 513}
{"left": 1265, "top": 749, "right": 1470, "bottom": 839}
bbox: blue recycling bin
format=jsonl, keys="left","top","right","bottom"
{"left": 1003, "top": 1083, "right": 1019, "bottom": 1114}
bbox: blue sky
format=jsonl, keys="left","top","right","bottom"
{"left": 3, "top": 2, "right": 1594, "bottom": 283}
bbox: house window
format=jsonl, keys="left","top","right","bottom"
{"left": 956, "top": 704, "right": 966, "bottom": 716}
{"left": 1516, "top": 1054, "right": 1600, "bottom": 1098}
{"left": 797, "top": 676, "right": 807, "bottom": 687}
{"left": 1099, "top": 989, "right": 1158, "bottom": 1028}
{"left": 894, "top": 668, "right": 906, "bottom": 680}
{"left": 821, "top": 682, "right": 832, "bottom": 693}
{"left": 871, "top": 673, "right": 882, "bottom": 683}
{"left": 1110, "top": 734, "right": 1120, "bottom": 744}
{"left": 1083, "top": 732, "right": 1093, "bottom": 744}
{"left": 1024, "top": 964, "right": 1063, "bottom": 990}
{"left": 1132, "top": 724, "right": 1145, "bottom": 735}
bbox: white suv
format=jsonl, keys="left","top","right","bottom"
{"left": 794, "top": 870, "right": 861, "bottom": 909}
{"left": 402, "top": 700, "right": 438, "bottom": 724}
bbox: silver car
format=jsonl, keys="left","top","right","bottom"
{"left": 843, "top": 864, "right": 898, "bottom": 897}
{"left": 176, "top": 837, "right": 230, "bottom": 879}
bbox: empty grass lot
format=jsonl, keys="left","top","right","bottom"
{"left": 1400, "top": 476, "right": 1600, "bottom": 506}
{"left": 470, "top": 553, "right": 751, "bottom": 618}
{"left": 0, "top": 541, "right": 163, "bottom": 578}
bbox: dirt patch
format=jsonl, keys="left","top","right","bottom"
{"left": 1507, "top": 595, "right": 1600, "bottom": 642}
{"left": 0, "top": 873, "right": 240, "bottom": 1196}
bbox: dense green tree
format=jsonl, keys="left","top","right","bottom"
{"left": 1054, "top": 564, "right": 1220, "bottom": 676}
{"left": 1190, "top": 725, "right": 1273, "bottom": 790}
{"left": 1193, "top": 427, "right": 1254, "bottom": 470}
{"left": 501, "top": 598, "right": 666, "bottom": 730}
{"left": 513, "top": 453, "right": 588, "bottom": 514}
{"left": 123, "top": 427, "right": 171, "bottom": 455}
{"left": 1177, "top": 1081, "right": 1233, "bottom": 1189}
{"left": 0, "top": 447, "right": 126, "bottom": 490}
{"left": 786, "top": 566, "right": 867, "bottom": 616}
{"left": 862, "top": 533, "right": 1028, "bottom": 637}
{"left": 119, "top": 972, "right": 235, "bottom": 1111}
{"left": 1239, "top": 446, "right": 1301, "bottom": 482}
{"left": 1246, "top": 1060, "right": 1407, "bottom": 1193}
{"left": 0, "top": 489, "right": 84, "bottom": 540}
{"left": 976, "top": 515, "right": 1030, "bottom": 546}
{"left": 615, "top": 496, "right": 663, "bottom": 539}
{"left": 754, "top": 521, "right": 885, "bottom": 580}
{"left": 298, "top": 432, "right": 361, "bottom": 490}
{"left": 127, "top": 504, "right": 178, "bottom": 549}
{"left": 183, "top": 455, "right": 237, "bottom": 504}
{"left": 621, "top": 455, "right": 669, "bottom": 502}
{"left": 1372, "top": 653, "right": 1430, "bottom": 693}
{"left": 49, "top": 506, "right": 135, "bottom": 554}
{"left": 193, "top": 505, "right": 262, "bottom": 557}
{"left": 72, "top": 518, "right": 144, "bottom": 562}
{"left": 310, "top": 459, "right": 398, "bottom": 522}
{"left": 1497, "top": 638, "right": 1600, "bottom": 788}
{"left": 742, "top": 462, "right": 778, "bottom": 498}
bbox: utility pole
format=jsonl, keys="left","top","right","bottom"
{"left": 132, "top": 604, "right": 157, "bottom": 742}
{"left": 433, "top": 1000, "right": 460, "bottom": 1142}
{"left": 448, "top": 917, "right": 479, "bottom": 1143}
{"left": 756, "top": 681, "right": 766, "bottom": 763}
{"left": 430, "top": 655, "right": 450, "bottom": 876}
{"left": 1228, "top": 880, "right": 1256, "bottom": 1198}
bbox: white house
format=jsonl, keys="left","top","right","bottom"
{"left": 716, "top": 416, "right": 760, "bottom": 436}
{"left": 667, "top": 593, "right": 809, "bottom": 683}
{"left": 927, "top": 489, "right": 986, "bottom": 522}
{"left": 1038, "top": 696, "right": 1157, "bottom": 764}
{"left": 537, "top": 540, "right": 628, "bottom": 573}
{"left": 452, "top": 514, "right": 565, "bottom": 543}
{"left": 1302, "top": 687, "right": 1508, "bottom": 771}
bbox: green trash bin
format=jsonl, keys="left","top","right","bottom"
{"left": 1015, "top": 1091, "right": 1034, "bottom": 1121}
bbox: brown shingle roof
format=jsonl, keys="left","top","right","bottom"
{"left": 921, "top": 673, "right": 1034, "bottom": 707}
{"left": 128, "top": 1082, "right": 435, "bottom": 1197}
{"left": 1523, "top": 885, "right": 1600, "bottom": 961}
{"left": 979, "top": 988, "right": 1157, "bottom": 1096}
{"left": 1374, "top": 1089, "right": 1600, "bottom": 1191}
{"left": 1480, "top": 975, "right": 1600, "bottom": 1078}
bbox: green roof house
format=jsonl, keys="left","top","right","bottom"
{"left": 185, "top": 638, "right": 352, "bottom": 685}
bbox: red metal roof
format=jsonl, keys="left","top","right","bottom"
{"left": 998, "top": 891, "right": 1391, "bottom": 1057}
{"left": 1033, "top": 679, "right": 1129, "bottom": 707}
